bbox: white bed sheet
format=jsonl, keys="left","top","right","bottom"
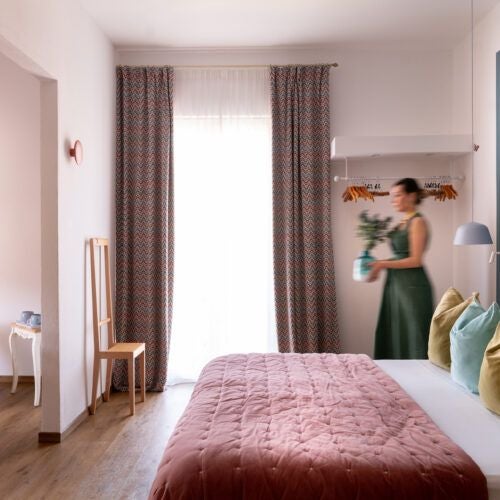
{"left": 376, "top": 359, "right": 500, "bottom": 500}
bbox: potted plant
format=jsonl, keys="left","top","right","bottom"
{"left": 353, "top": 210, "right": 392, "bottom": 282}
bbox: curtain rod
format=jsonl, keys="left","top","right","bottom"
{"left": 172, "top": 63, "right": 339, "bottom": 68}
{"left": 333, "top": 174, "right": 465, "bottom": 183}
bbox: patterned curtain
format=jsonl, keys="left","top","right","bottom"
{"left": 114, "top": 66, "right": 174, "bottom": 391}
{"left": 271, "top": 65, "right": 339, "bottom": 353}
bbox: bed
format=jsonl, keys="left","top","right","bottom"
{"left": 149, "top": 353, "right": 496, "bottom": 499}
{"left": 376, "top": 359, "right": 500, "bottom": 500}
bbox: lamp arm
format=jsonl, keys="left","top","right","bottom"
{"left": 488, "top": 244, "right": 499, "bottom": 264}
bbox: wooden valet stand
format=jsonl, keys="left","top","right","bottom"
{"left": 89, "top": 238, "right": 146, "bottom": 415}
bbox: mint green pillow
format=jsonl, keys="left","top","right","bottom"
{"left": 450, "top": 299, "right": 500, "bottom": 393}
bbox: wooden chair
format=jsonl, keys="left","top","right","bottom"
{"left": 89, "top": 237, "right": 146, "bottom": 415}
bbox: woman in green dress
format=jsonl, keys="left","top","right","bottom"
{"left": 368, "top": 178, "right": 434, "bottom": 359}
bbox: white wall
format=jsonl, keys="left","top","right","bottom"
{"left": 119, "top": 47, "right": 458, "bottom": 355}
{"left": 0, "top": 4, "right": 487, "bottom": 431}
{"left": 332, "top": 158, "right": 455, "bottom": 355}
{"left": 0, "top": 0, "right": 115, "bottom": 433}
{"left": 330, "top": 49, "right": 456, "bottom": 355}
{"left": 0, "top": 52, "right": 41, "bottom": 375}
{"left": 451, "top": 3, "right": 500, "bottom": 306}
{"left": 118, "top": 46, "right": 453, "bottom": 137}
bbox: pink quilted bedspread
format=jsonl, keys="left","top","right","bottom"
{"left": 149, "top": 353, "right": 487, "bottom": 500}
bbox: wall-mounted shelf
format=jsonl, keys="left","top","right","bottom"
{"left": 330, "top": 135, "right": 472, "bottom": 160}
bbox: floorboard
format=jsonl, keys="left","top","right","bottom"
{"left": 0, "top": 382, "right": 193, "bottom": 500}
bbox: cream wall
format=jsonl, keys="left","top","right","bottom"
{"left": 451, "top": 3, "right": 500, "bottom": 307}
{"left": 118, "top": 48, "right": 452, "bottom": 138}
{"left": 1, "top": 2, "right": 493, "bottom": 432}
{"left": 119, "top": 47, "right": 458, "bottom": 355}
{"left": 0, "top": 0, "right": 115, "bottom": 433}
{"left": 0, "top": 52, "right": 41, "bottom": 375}
{"left": 332, "top": 158, "right": 456, "bottom": 355}
{"left": 329, "top": 49, "right": 456, "bottom": 355}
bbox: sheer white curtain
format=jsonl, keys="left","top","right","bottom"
{"left": 168, "top": 68, "right": 277, "bottom": 385}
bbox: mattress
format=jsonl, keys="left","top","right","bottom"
{"left": 376, "top": 359, "right": 500, "bottom": 500}
{"left": 150, "top": 353, "right": 487, "bottom": 499}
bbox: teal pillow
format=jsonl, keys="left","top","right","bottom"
{"left": 450, "top": 299, "right": 500, "bottom": 393}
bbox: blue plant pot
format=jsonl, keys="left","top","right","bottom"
{"left": 353, "top": 250, "right": 375, "bottom": 282}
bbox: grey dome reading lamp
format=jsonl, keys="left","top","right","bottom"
{"left": 454, "top": 221, "right": 492, "bottom": 245}
{"left": 453, "top": 0, "right": 493, "bottom": 247}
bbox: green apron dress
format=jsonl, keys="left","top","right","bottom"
{"left": 374, "top": 213, "right": 434, "bottom": 359}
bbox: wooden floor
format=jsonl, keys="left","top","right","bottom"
{"left": 0, "top": 381, "right": 194, "bottom": 500}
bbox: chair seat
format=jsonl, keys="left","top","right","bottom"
{"left": 103, "top": 342, "right": 145, "bottom": 357}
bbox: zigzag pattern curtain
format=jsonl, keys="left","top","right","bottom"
{"left": 271, "top": 65, "right": 340, "bottom": 353}
{"left": 114, "top": 66, "right": 174, "bottom": 391}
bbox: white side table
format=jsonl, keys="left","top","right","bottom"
{"left": 9, "top": 322, "right": 42, "bottom": 406}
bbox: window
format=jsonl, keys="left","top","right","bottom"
{"left": 167, "top": 68, "right": 277, "bottom": 384}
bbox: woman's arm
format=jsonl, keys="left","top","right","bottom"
{"left": 368, "top": 217, "right": 428, "bottom": 280}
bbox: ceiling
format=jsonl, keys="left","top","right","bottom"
{"left": 80, "top": 0, "right": 500, "bottom": 50}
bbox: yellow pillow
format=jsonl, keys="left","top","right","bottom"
{"left": 478, "top": 321, "right": 500, "bottom": 415}
{"left": 428, "top": 288, "right": 476, "bottom": 370}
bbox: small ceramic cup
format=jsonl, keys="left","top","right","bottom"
{"left": 28, "top": 314, "right": 41, "bottom": 327}
{"left": 19, "top": 311, "right": 34, "bottom": 324}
